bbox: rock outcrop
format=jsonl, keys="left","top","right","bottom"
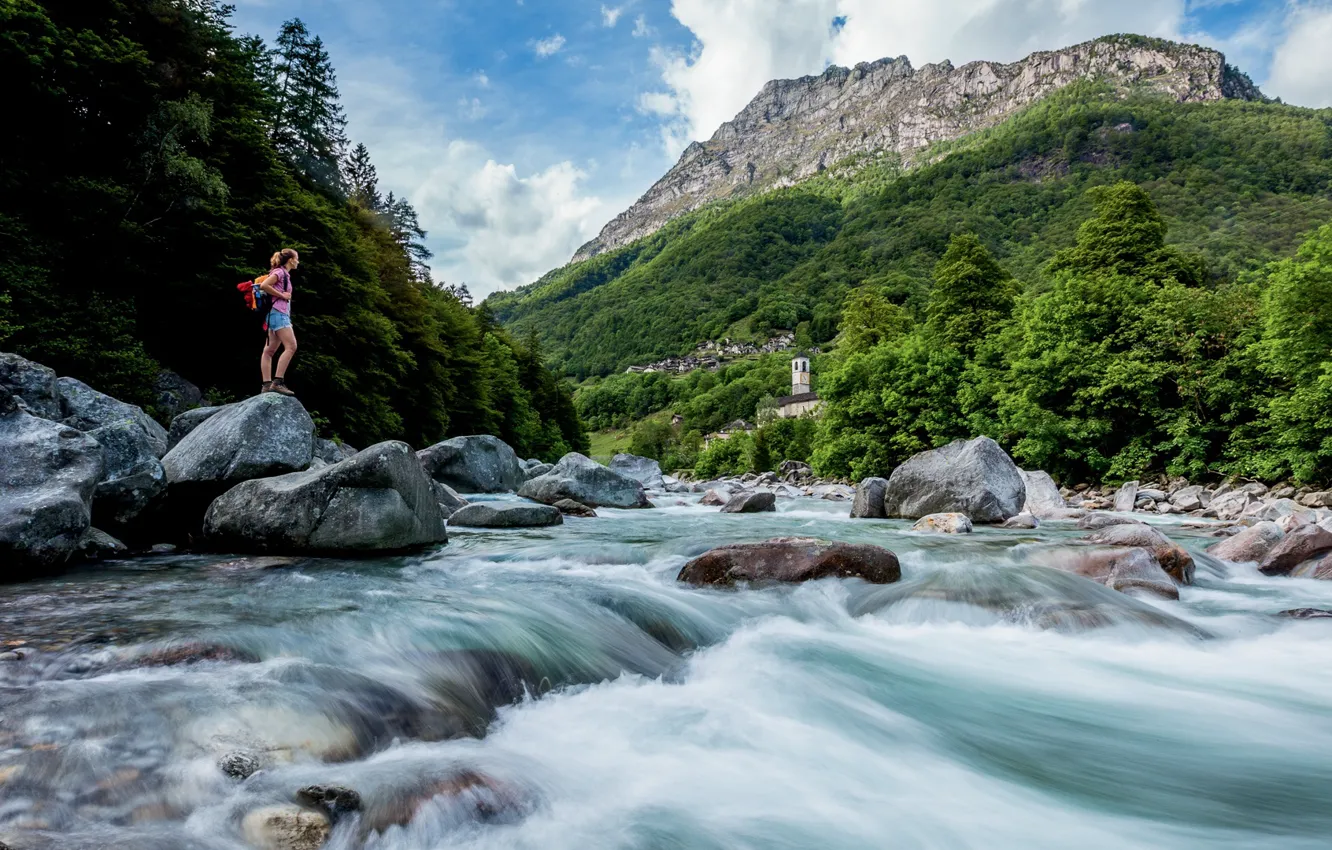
{"left": 203, "top": 442, "right": 447, "bottom": 553}
{"left": 574, "top": 36, "right": 1261, "bottom": 261}
{"left": 418, "top": 435, "right": 525, "bottom": 493}
{"left": 610, "top": 453, "right": 665, "bottom": 490}
{"left": 678, "top": 537, "right": 901, "bottom": 586}
{"left": 0, "top": 390, "right": 104, "bottom": 574}
{"left": 882, "top": 436, "right": 1025, "bottom": 522}
{"left": 448, "top": 502, "right": 563, "bottom": 528}
{"left": 519, "top": 452, "right": 651, "bottom": 509}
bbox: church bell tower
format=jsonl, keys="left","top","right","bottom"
{"left": 792, "top": 356, "right": 811, "bottom": 395}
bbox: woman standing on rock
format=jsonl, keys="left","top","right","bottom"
{"left": 259, "top": 248, "right": 299, "bottom": 396}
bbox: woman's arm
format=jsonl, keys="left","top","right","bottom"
{"left": 258, "top": 275, "right": 290, "bottom": 300}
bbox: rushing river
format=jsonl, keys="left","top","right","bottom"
{"left": 3, "top": 495, "right": 1332, "bottom": 849}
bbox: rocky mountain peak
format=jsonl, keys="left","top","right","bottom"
{"left": 572, "top": 35, "right": 1262, "bottom": 263}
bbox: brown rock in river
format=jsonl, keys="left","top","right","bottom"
{"left": 1207, "top": 521, "right": 1283, "bottom": 564}
{"left": 678, "top": 537, "right": 900, "bottom": 586}
{"left": 1258, "top": 524, "right": 1332, "bottom": 576}
{"left": 363, "top": 770, "right": 528, "bottom": 833}
{"left": 241, "top": 804, "right": 330, "bottom": 850}
{"left": 1083, "top": 523, "right": 1195, "bottom": 585}
{"left": 1051, "top": 547, "right": 1180, "bottom": 600}
{"left": 553, "top": 498, "right": 597, "bottom": 518}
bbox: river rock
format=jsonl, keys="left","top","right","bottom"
{"left": 851, "top": 477, "right": 889, "bottom": 518}
{"left": 0, "top": 351, "right": 60, "bottom": 418}
{"left": 297, "top": 785, "right": 362, "bottom": 819}
{"left": 362, "top": 769, "right": 528, "bottom": 833}
{"left": 700, "top": 489, "right": 727, "bottom": 506}
{"left": 219, "top": 750, "right": 262, "bottom": 780}
{"left": 1209, "top": 489, "right": 1257, "bottom": 521}
{"left": 519, "top": 452, "right": 651, "bottom": 509}
{"left": 431, "top": 481, "right": 469, "bottom": 519}
{"left": 0, "top": 392, "right": 103, "bottom": 574}
{"left": 203, "top": 441, "right": 447, "bottom": 553}
{"left": 165, "top": 405, "right": 224, "bottom": 451}
{"left": 1113, "top": 481, "right": 1139, "bottom": 513}
{"left": 1083, "top": 523, "right": 1195, "bottom": 584}
{"left": 88, "top": 420, "right": 166, "bottom": 530}
{"left": 678, "top": 537, "right": 901, "bottom": 586}
{"left": 1291, "top": 557, "right": 1332, "bottom": 579}
{"left": 610, "top": 453, "right": 665, "bottom": 490}
{"left": 912, "top": 513, "right": 973, "bottom": 533}
{"left": 1055, "top": 547, "right": 1180, "bottom": 600}
{"left": 1280, "top": 608, "right": 1332, "bottom": 619}
{"left": 1207, "top": 521, "right": 1284, "bottom": 564}
{"left": 553, "top": 498, "right": 597, "bottom": 518}
{"left": 881, "top": 436, "right": 1025, "bottom": 522}
{"left": 75, "top": 526, "right": 128, "bottom": 561}
{"left": 241, "top": 804, "right": 330, "bottom": 850}
{"left": 1019, "top": 470, "right": 1065, "bottom": 518}
{"left": 1170, "top": 485, "right": 1210, "bottom": 511}
{"left": 1002, "top": 513, "right": 1040, "bottom": 529}
{"left": 154, "top": 370, "right": 203, "bottom": 419}
{"left": 417, "top": 435, "right": 525, "bottom": 493}
{"left": 720, "top": 491, "right": 776, "bottom": 513}
{"left": 448, "top": 502, "right": 563, "bottom": 528}
{"left": 1076, "top": 512, "right": 1145, "bottom": 530}
{"left": 524, "top": 462, "right": 553, "bottom": 480}
{"left": 163, "top": 394, "right": 314, "bottom": 488}
{"left": 57, "top": 376, "right": 168, "bottom": 458}
{"left": 1257, "top": 524, "right": 1332, "bottom": 576}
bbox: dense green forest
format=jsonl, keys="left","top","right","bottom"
{"left": 490, "top": 82, "right": 1332, "bottom": 379}
{"left": 516, "top": 80, "right": 1332, "bottom": 485}
{"left": 0, "top": 0, "right": 585, "bottom": 457}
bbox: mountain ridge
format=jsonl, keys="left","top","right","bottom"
{"left": 572, "top": 34, "right": 1262, "bottom": 263}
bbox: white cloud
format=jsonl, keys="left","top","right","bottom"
{"left": 458, "top": 96, "right": 486, "bottom": 120}
{"left": 532, "top": 33, "right": 566, "bottom": 58}
{"left": 473, "top": 71, "right": 491, "bottom": 88}
{"left": 632, "top": 13, "right": 653, "bottom": 37}
{"left": 338, "top": 57, "right": 610, "bottom": 296}
{"left": 1264, "top": 2, "right": 1332, "bottom": 108}
{"left": 602, "top": 4, "right": 624, "bottom": 27}
{"left": 641, "top": 0, "right": 1195, "bottom": 155}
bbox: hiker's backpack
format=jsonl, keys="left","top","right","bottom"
{"left": 236, "top": 276, "right": 271, "bottom": 315}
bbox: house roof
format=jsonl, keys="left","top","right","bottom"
{"left": 777, "top": 392, "right": 820, "bottom": 406}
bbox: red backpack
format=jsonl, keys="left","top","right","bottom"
{"left": 236, "top": 276, "right": 272, "bottom": 314}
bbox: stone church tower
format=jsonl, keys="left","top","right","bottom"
{"left": 791, "top": 356, "right": 811, "bottom": 395}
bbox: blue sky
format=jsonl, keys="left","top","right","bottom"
{"left": 229, "top": 1, "right": 1332, "bottom": 298}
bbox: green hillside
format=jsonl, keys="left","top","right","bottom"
{"left": 488, "top": 84, "right": 1332, "bottom": 380}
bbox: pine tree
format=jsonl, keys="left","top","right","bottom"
{"left": 384, "top": 192, "right": 433, "bottom": 281}
{"left": 269, "top": 21, "right": 346, "bottom": 190}
{"left": 343, "top": 142, "right": 381, "bottom": 209}
{"left": 269, "top": 19, "right": 309, "bottom": 154}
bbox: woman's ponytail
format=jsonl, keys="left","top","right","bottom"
{"left": 270, "top": 248, "right": 298, "bottom": 269}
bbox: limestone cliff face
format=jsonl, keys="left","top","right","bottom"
{"left": 573, "top": 35, "right": 1261, "bottom": 262}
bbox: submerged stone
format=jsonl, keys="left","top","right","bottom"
{"left": 679, "top": 537, "right": 900, "bottom": 586}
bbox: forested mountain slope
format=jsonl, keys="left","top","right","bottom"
{"left": 489, "top": 83, "right": 1332, "bottom": 379}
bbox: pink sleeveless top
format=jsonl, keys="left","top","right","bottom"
{"left": 268, "top": 267, "right": 292, "bottom": 315}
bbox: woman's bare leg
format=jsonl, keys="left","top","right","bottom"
{"left": 261, "top": 330, "right": 279, "bottom": 383}
{"left": 274, "top": 327, "right": 298, "bottom": 378}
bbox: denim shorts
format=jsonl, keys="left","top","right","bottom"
{"left": 268, "top": 309, "right": 292, "bottom": 331}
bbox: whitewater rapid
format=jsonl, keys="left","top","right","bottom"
{"left": 2, "top": 496, "right": 1331, "bottom": 849}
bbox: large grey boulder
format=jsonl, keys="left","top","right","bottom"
{"left": 154, "top": 370, "right": 203, "bottom": 420}
{"left": 519, "top": 452, "right": 651, "bottom": 509}
{"left": 1257, "top": 525, "right": 1332, "bottom": 576}
{"left": 851, "top": 477, "right": 888, "bottom": 519}
{"left": 166, "top": 405, "right": 225, "bottom": 451}
{"left": 524, "top": 462, "right": 553, "bottom": 480}
{"left": 610, "top": 453, "right": 665, "bottom": 490}
{"left": 0, "top": 390, "right": 103, "bottom": 575}
{"left": 417, "top": 435, "right": 524, "bottom": 493}
{"left": 448, "top": 502, "right": 563, "bottom": 528}
{"left": 88, "top": 420, "right": 166, "bottom": 530}
{"left": 1020, "top": 470, "right": 1066, "bottom": 518}
{"left": 0, "top": 352, "right": 60, "bottom": 419}
{"left": 882, "top": 437, "right": 1025, "bottom": 522}
{"left": 57, "top": 376, "right": 168, "bottom": 458}
{"left": 1113, "top": 481, "right": 1139, "bottom": 513}
{"left": 163, "top": 394, "right": 314, "bottom": 488}
{"left": 203, "top": 442, "right": 447, "bottom": 554}
{"left": 720, "top": 491, "right": 776, "bottom": 513}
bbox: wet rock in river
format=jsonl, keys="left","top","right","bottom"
{"left": 430, "top": 480, "right": 469, "bottom": 519}
{"left": 912, "top": 513, "right": 973, "bottom": 533}
{"left": 679, "top": 537, "right": 901, "bottom": 586}
{"left": 553, "top": 498, "right": 597, "bottom": 518}
{"left": 219, "top": 750, "right": 262, "bottom": 780}
{"left": 447, "top": 502, "right": 563, "bottom": 528}
{"left": 241, "top": 804, "right": 330, "bottom": 850}
{"left": 1279, "top": 608, "right": 1332, "bottom": 619}
{"left": 362, "top": 769, "right": 530, "bottom": 834}
{"left": 297, "top": 784, "right": 362, "bottom": 819}
{"left": 720, "top": 491, "right": 776, "bottom": 513}
{"left": 1082, "top": 523, "right": 1195, "bottom": 585}
{"left": 1020, "top": 470, "right": 1066, "bottom": 518}
{"left": 519, "top": 452, "right": 651, "bottom": 509}
{"left": 882, "top": 436, "right": 1026, "bottom": 522}
{"left": 700, "top": 488, "right": 727, "bottom": 506}
{"left": 1257, "top": 524, "right": 1332, "bottom": 576}
{"left": 417, "top": 434, "right": 525, "bottom": 493}
{"left": 1076, "top": 512, "right": 1145, "bottom": 530}
{"left": 850, "top": 477, "right": 888, "bottom": 519}
{"left": 87, "top": 419, "right": 166, "bottom": 532}
{"left": 124, "top": 641, "right": 259, "bottom": 668}
{"left": 1056, "top": 547, "right": 1181, "bottom": 600}
{"left": 1002, "top": 513, "right": 1040, "bottom": 529}
{"left": 610, "top": 452, "right": 665, "bottom": 490}
{"left": 1207, "top": 521, "right": 1283, "bottom": 564}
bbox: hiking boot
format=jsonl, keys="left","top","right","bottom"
{"left": 271, "top": 378, "right": 296, "bottom": 397}
{"left": 261, "top": 381, "right": 273, "bottom": 394}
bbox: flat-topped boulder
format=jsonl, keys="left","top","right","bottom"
{"left": 882, "top": 437, "right": 1025, "bottom": 522}
{"left": 58, "top": 375, "right": 168, "bottom": 457}
{"left": 0, "top": 390, "right": 103, "bottom": 575}
{"left": 519, "top": 452, "right": 651, "bottom": 509}
{"left": 720, "top": 491, "right": 776, "bottom": 513}
{"left": 610, "top": 453, "right": 665, "bottom": 490}
{"left": 448, "top": 502, "right": 563, "bottom": 528}
{"left": 203, "top": 441, "right": 447, "bottom": 554}
{"left": 1076, "top": 512, "right": 1145, "bottom": 530}
{"left": 417, "top": 435, "right": 525, "bottom": 493}
{"left": 678, "top": 537, "right": 900, "bottom": 586}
